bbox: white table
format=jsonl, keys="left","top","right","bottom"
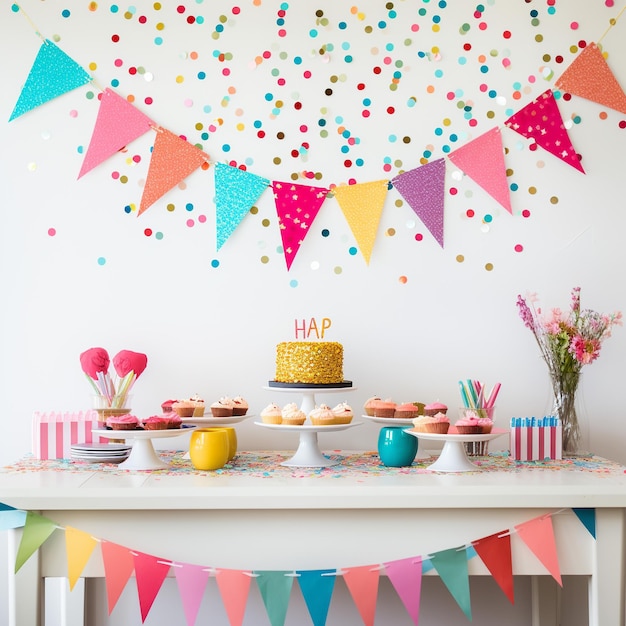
{"left": 1, "top": 451, "right": 625, "bottom": 626}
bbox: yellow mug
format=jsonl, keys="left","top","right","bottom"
{"left": 201, "top": 427, "right": 237, "bottom": 461}
{"left": 189, "top": 429, "right": 229, "bottom": 470}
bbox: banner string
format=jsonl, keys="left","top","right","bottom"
{"left": 598, "top": 3, "right": 626, "bottom": 44}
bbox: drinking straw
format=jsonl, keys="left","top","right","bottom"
{"left": 466, "top": 379, "right": 479, "bottom": 407}
{"left": 486, "top": 382, "right": 501, "bottom": 408}
{"left": 459, "top": 381, "right": 471, "bottom": 408}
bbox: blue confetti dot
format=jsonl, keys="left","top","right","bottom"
{"left": 110, "top": 5, "right": 119, "bottom": 13}
{"left": 264, "top": 93, "right": 274, "bottom": 101}
{"left": 388, "top": 134, "right": 397, "bottom": 143}
{"left": 111, "top": 78, "right": 120, "bottom": 87}
{"left": 97, "top": 257, "right": 106, "bottom": 266}
{"left": 378, "top": 21, "right": 387, "bottom": 29}
{"left": 484, "top": 214, "right": 493, "bottom": 223}
{"left": 510, "top": 183, "right": 519, "bottom": 191}
{"left": 154, "top": 37, "right": 163, "bottom": 45}
{"left": 124, "top": 205, "right": 132, "bottom": 214}
{"left": 211, "top": 259, "right": 220, "bottom": 268}
{"left": 197, "top": 71, "right": 206, "bottom": 79}
{"left": 222, "top": 144, "right": 231, "bottom": 152}
{"left": 355, "top": 158, "right": 364, "bottom": 166}
{"left": 309, "top": 29, "right": 318, "bottom": 38}
{"left": 344, "top": 55, "right": 353, "bottom": 63}
{"left": 186, "top": 203, "right": 194, "bottom": 211}
{"left": 348, "top": 247, "right": 358, "bottom": 256}
{"left": 321, "top": 229, "right": 330, "bottom": 237}
{"left": 289, "top": 279, "right": 298, "bottom": 288}
{"left": 196, "top": 16, "right": 204, "bottom": 24}
{"left": 480, "top": 65, "right": 489, "bottom": 74}
{"left": 216, "top": 24, "right": 224, "bottom": 32}
{"left": 61, "top": 9, "right": 71, "bottom": 17}
{"left": 155, "top": 232, "right": 164, "bottom": 240}
{"left": 338, "top": 21, "right": 347, "bottom": 29}
{"left": 294, "top": 56, "right": 302, "bottom": 65}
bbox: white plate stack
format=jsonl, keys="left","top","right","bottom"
{"left": 70, "top": 442, "right": 132, "bottom": 464}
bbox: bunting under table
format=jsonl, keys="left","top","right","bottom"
{"left": 1, "top": 450, "right": 626, "bottom": 626}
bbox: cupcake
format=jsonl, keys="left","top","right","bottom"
{"left": 261, "top": 402, "right": 282, "bottom": 424}
{"left": 210, "top": 397, "right": 234, "bottom": 417}
{"left": 332, "top": 402, "right": 354, "bottom": 424}
{"left": 106, "top": 414, "right": 141, "bottom": 430}
{"left": 423, "top": 401, "right": 448, "bottom": 417}
{"left": 189, "top": 394, "right": 205, "bottom": 417}
{"left": 167, "top": 414, "right": 182, "bottom": 429}
{"left": 364, "top": 396, "right": 381, "bottom": 417}
{"left": 161, "top": 399, "right": 176, "bottom": 413}
{"left": 281, "top": 402, "right": 306, "bottom": 425}
{"left": 411, "top": 413, "right": 450, "bottom": 434}
{"left": 372, "top": 399, "right": 397, "bottom": 418}
{"left": 454, "top": 412, "right": 482, "bottom": 434}
{"left": 172, "top": 400, "right": 195, "bottom": 418}
{"left": 232, "top": 396, "right": 249, "bottom": 416}
{"left": 309, "top": 404, "right": 336, "bottom": 426}
{"left": 394, "top": 402, "right": 419, "bottom": 419}
{"left": 142, "top": 415, "right": 170, "bottom": 430}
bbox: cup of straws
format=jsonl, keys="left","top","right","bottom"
{"left": 458, "top": 380, "right": 500, "bottom": 456}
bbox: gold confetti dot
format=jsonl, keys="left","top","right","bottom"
{"left": 260, "top": 256, "right": 269, "bottom": 264}
{"left": 456, "top": 254, "right": 465, "bottom": 263}
{"left": 485, "top": 263, "right": 494, "bottom": 271}
{"left": 550, "top": 196, "right": 559, "bottom": 204}
{"left": 262, "top": 218, "right": 271, "bottom": 227}
{"left": 528, "top": 186, "right": 537, "bottom": 194}
{"left": 386, "top": 228, "right": 396, "bottom": 237}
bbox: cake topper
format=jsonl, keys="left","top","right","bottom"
{"left": 294, "top": 317, "right": 331, "bottom": 339}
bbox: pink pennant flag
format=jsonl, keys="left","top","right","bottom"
{"left": 471, "top": 531, "right": 514, "bottom": 603}
{"left": 65, "top": 526, "right": 98, "bottom": 591}
{"left": 101, "top": 542, "right": 135, "bottom": 615}
{"left": 505, "top": 89, "right": 584, "bottom": 173}
{"left": 132, "top": 551, "right": 172, "bottom": 622}
{"left": 448, "top": 127, "right": 512, "bottom": 213}
{"left": 272, "top": 181, "right": 329, "bottom": 270}
{"left": 343, "top": 565, "right": 381, "bottom": 626}
{"left": 214, "top": 568, "right": 252, "bottom": 626}
{"left": 384, "top": 557, "right": 422, "bottom": 626}
{"left": 515, "top": 515, "right": 562, "bottom": 586}
{"left": 391, "top": 158, "right": 446, "bottom": 247}
{"left": 78, "top": 88, "right": 154, "bottom": 178}
{"left": 139, "top": 128, "right": 210, "bottom": 216}
{"left": 174, "top": 563, "right": 210, "bottom": 626}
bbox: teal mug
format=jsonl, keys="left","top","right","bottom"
{"left": 378, "top": 426, "right": 418, "bottom": 467}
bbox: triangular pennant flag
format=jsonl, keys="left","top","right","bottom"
{"left": 334, "top": 180, "right": 389, "bottom": 264}
{"left": 101, "top": 541, "right": 135, "bottom": 615}
{"left": 515, "top": 515, "right": 562, "bottom": 586}
{"left": 132, "top": 551, "right": 171, "bottom": 622}
{"left": 555, "top": 42, "right": 626, "bottom": 114}
{"left": 391, "top": 158, "right": 446, "bottom": 247}
{"left": 214, "top": 568, "right": 252, "bottom": 626}
{"left": 0, "top": 502, "right": 17, "bottom": 511}
{"left": 78, "top": 88, "right": 154, "bottom": 178}
{"left": 0, "top": 508, "right": 26, "bottom": 531}
{"left": 471, "top": 531, "right": 514, "bottom": 604}
{"left": 430, "top": 546, "right": 472, "bottom": 621}
{"left": 572, "top": 508, "right": 596, "bottom": 539}
{"left": 384, "top": 557, "right": 422, "bottom": 626}
{"left": 10, "top": 39, "right": 92, "bottom": 121}
{"left": 255, "top": 571, "right": 294, "bottom": 626}
{"left": 174, "top": 563, "right": 210, "bottom": 626}
{"left": 65, "top": 526, "right": 98, "bottom": 591}
{"left": 15, "top": 511, "right": 57, "bottom": 573}
{"left": 448, "top": 127, "right": 512, "bottom": 213}
{"left": 215, "top": 162, "right": 270, "bottom": 250}
{"left": 342, "top": 564, "right": 380, "bottom": 626}
{"left": 272, "top": 181, "right": 328, "bottom": 270}
{"left": 297, "top": 569, "right": 336, "bottom": 626}
{"left": 505, "top": 89, "right": 584, "bottom": 173}
{"left": 138, "top": 128, "right": 209, "bottom": 215}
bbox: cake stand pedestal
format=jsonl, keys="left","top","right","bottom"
{"left": 263, "top": 384, "right": 356, "bottom": 416}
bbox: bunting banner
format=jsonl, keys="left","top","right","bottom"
{"left": 214, "top": 568, "right": 252, "bottom": 626}
{"left": 447, "top": 127, "right": 512, "bottom": 214}
{"left": 333, "top": 180, "right": 389, "bottom": 264}
{"left": 297, "top": 569, "right": 336, "bottom": 626}
{"left": 391, "top": 159, "right": 446, "bottom": 247}
{"left": 101, "top": 541, "right": 135, "bottom": 615}
{"left": 572, "top": 507, "right": 596, "bottom": 539}
{"left": 504, "top": 89, "right": 585, "bottom": 174}
{"left": 555, "top": 42, "right": 626, "bottom": 115}
{"left": 174, "top": 563, "right": 211, "bottom": 626}
{"left": 342, "top": 564, "right": 381, "bottom": 626}
{"left": 255, "top": 570, "right": 294, "bottom": 626}
{"left": 430, "top": 546, "right": 472, "bottom": 621}
{"left": 384, "top": 557, "right": 422, "bottom": 626}
{"left": 132, "top": 551, "right": 172, "bottom": 622}
{"left": 471, "top": 531, "right": 515, "bottom": 604}
{"left": 214, "top": 162, "right": 270, "bottom": 250}
{"left": 514, "top": 515, "right": 562, "bottom": 586}
{"left": 9, "top": 39, "right": 92, "bottom": 121}
{"left": 65, "top": 526, "right": 99, "bottom": 591}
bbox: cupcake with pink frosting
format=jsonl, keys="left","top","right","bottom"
{"left": 106, "top": 414, "right": 140, "bottom": 430}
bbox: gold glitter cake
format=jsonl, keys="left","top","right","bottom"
{"left": 275, "top": 342, "right": 344, "bottom": 384}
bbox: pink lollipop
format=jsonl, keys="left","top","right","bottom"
{"left": 113, "top": 350, "right": 148, "bottom": 378}
{"left": 79, "top": 347, "right": 110, "bottom": 380}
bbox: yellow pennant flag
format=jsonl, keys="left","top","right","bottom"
{"left": 65, "top": 526, "right": 98, "bottom": 590}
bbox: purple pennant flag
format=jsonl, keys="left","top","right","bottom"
{"left": 174, "top": 563, "right": 211, "bottom": 626}
{"left": 384, "top": 557, "right": 422, "bottom": 626}
{"left": 255, "top": 571, "right": 294, "bottom": 626}
{"left": 391, "top": 158, "right": 446, "bottom": 247}
{"left": 429, "top": 546, "right": 472, "bottom": 621}
{"left": 297, "top": 569, "right": 336, "bottom": 626}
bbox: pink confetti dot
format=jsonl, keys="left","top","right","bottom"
{"left": 514, "top": 244, "right": 524, "bottom": 252}
{"left": 69, "top": 110, "right": 78, "bottom": 118}
{"left": 618, "top": 120, "right": 626, "bottom": 129}
{"left": 606, "top": 0, "right": 614, "bottom": 6}
{"left": 48, "top": 228, "right": 56, "bottom": 237}
{"left": 449, "top": 187, "right": 458, "bottom": 196}
{"left": 114, "top": 58, "right": 123, "bottom": 67}
{"left": 570, "top": 21, "right": 579, "bottom": 30}
{"left": 469, "top": 119, "right": 478, "bottom": 127}
{"left": 263, "top": 50, "right": 271, "bottom": 59}
{"left": 138, "top": 15, "right": 147, "bottom": 24}
{"left": 411, "top": 24, "right": 419, "bottom": 32}
{"left": 446, "top": 92, "right": 455, "bottom": 100}
{"left": 479, "top": 83, "right": 488, "bottom": 92}
{"left": 383, "top": 56, "right": 392, "bottom": 65}
{"left": 222, "top": 68, "right": 231, "bottom": 76}
{"left": 415, "top": 233, "right": 423, "bottom": 241}
{"left": 299, "top": 125, "right": 308, "bottom": 132}
{"left": 144, "top": 228, "right": 153, "bottom": 237}
{"left": 277, "top": 78, "right": 286, "bottom": 86}
{"left": 177, "top": 5, "right": 185, "bottom": 13}
{"left": 278, "top": 29, "right": 287, "bottom": 37}
{"left": 466, "top": 209, "right": 475, "bottom": 218}
{"left": 478, "top": 22, "right": 487, "bottom": 31}
{"left": 184, "top": 98, "right": 193, "bottom": 107}
{"left": 133, "top": 155, "right": 141, "bottom": 163}
{"left": 186, "top": 219, "right": 195, "bottom": 227}
{"left": 111, "top": 171, "right": 120, "bottom": 180}
{"left": 144, "top": 97, "right": 153, "bottom": 105}
{"left": 383, "top": 163, "right": 392, "bottom": 172}
{"left": 303, "top": 70, "right": 312, "bottom": 79}
{"left": 198, "top": 214, "right": 207, "bottom": 223}
{"left": 362, "top": 110, "right": 370, "bottom": 118}
{"left": 232, "top": 6, "right": 241, "bottom": 14}
{"left": 502, "top": 58, "right": 511, "bottom": 68}
{"left": 522, "top": 209, "right": 531, "bottom": 217}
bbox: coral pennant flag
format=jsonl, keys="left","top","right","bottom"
{"left": 215, "top": 162, "right": 270, "bottom": 250}
{"left": 505, "top": 89, "right": 584, "bottom": 173}
{"left": 297, "top": 569, "right": 336, "bottom": 626}
{"left": 429, "top": 546, "right": 472, "bottom": 621}
{"left": 272, "top": 181, "right": 328, "bottom": 270}
{"left": 65, "top": 526, "right": 98, "bottom": 591}
{"left": 391, "top": 158, "right": 446, "bottom": 247}
{"left": 9, "top": 39, "right": 91, "bottom": 121}
{"left": 572, "top": 508, "right": 596, "bottom": 539}
{"left": 515, "top": 515, "right": 562, "bottom": 586}
{"left": 384, "top": 557, "right": 423, "bottom": 626}
{"left": 78, "top": 88, "right": 154, "bottom": 178}
{"left": 174, "top": 563, "right": 211, "bottom": 626}
{"left": 214, "top": 568, "right": 252, "bottom": 626}
{"left": 255, "top": 571, "right": 294, "bottom": 626}
{"left": 14, "top": 511, "right": 57, "bottom": 573}
{"left": 555, "top": 42, "right": 626, "bottom": 115}
{"left": 0, "top": 502, "right": 26, "bottom": 530}
{"left": 334, "top": 180, "right": 389, "bottom": 264}
{"left": 138, "top": 128, "right": 209, "bottom": 216}
{"left": 132, "top": 551, "right": 172, "bottom": 622}
{"left": 471, "top": 531, "right": 515, "bottom": 604}
{"left": 448, "top": 127, "right": 512, "bottom": 213}
{"left": 101, "top": 541, "right": 135, "bottom": 615}
{"left": 342, "top": 565, "right": 381, "bottom": 626}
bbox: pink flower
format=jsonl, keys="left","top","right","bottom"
{"left": 113, "top": 350, "right": 148, "bottom": 379}
{"left": 79, "top": 347, "right": 110, "bottom": 380}
{"left": 569, "top": 335, "right": 600, "bottom": 365}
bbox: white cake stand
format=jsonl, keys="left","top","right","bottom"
{"left": 263, "top": 384, "right": 356, "bottom": 416}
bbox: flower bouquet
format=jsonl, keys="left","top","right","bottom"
{"left": 516, "top": 287, "right": 621, "bottom": 454}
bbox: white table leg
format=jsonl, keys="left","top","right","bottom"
{"left": 531, "top": 576, "right": 560, "bottom": 626}
{"left": 45, "top": 578, "right": 85, "bottom": 626}
{"left": 8, "top": 527, "right": 41, "bottom": 626}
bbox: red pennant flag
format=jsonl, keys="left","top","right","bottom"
{"left": 65, "top": 526, "right": 98, "bottom": 591}
{"left": 384, "top": 557, "right": 422, "bottom": 625}
{"left": 391, "top": 158, "right": 446, "bottom": 247}
{"left": 471, "top": 531, "right": 514, "bottom": 603}
{"left": 505, "top": 89, "right": 584, "bottom": 173}
{"left": 132, "top": 551, "right": 171, "bottom": 622}
{"left": 139, "top": 128, "right": 209, "bottom": 216}
{"left": 174, "top": 563, "right": 210, "bottom": 626}
{"left": 515, "top": 515, "right": 562, "bottom": 586}
{"left": 343, "top": 565, "right": 380, "bottom": 626}
{"left": 101, "top": 542, "right": 135, "bottom": 615}
{"left": 555, "top": 42, "right": 626, "bottom": 114}
{"left": 214, "top": 568, "right": 252, "bottom": 626}
{"left": 448, "top": 127, "right": 512, "bottom": 213}
{"left": 79, "top": 88, "right": 153, "bottom": 178}
{"left": 272, "top": 181, "right": 328, "bottom": 270}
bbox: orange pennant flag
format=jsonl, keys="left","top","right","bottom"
{"left": 138, "top": 128, "right": 209, "bottom": 216}
{"left": 215, "top": 568, "right": 252, "bottom": 626}
{"left": 471, "top": 531, "right": 514, "bottom": 603}
{"left": 65, "top": 526, "right": 98, "bottom": 591}
{"left": 555, "top": 42, "right": 626, "bottom": 114}
{"left": 334, "top": 180, "right": 389, "bottom": 264}
{"left": 343, "top": 565, "right": 380, "bottom": 626}
{"left": 101, "top": 541, "right": 135, "bottom": 615}
{"left": 515, "top": 515, "right": 562, "bottom": 586}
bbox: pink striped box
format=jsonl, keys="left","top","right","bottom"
{"left": 509, "top": 422, "right": 562, "bottom": 461}
{"left": 32, "top": 411, "right": 102, "bottom": 460}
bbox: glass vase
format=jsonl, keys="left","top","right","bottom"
{"left": 550, "top": 371, "right": 585, "bottom": 456}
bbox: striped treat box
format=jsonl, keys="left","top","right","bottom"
{"left": 509, "top": 417, "right": 562, "bottom": 461}
{"left": 32, "top": 410, "right": 102, "bottom": 460}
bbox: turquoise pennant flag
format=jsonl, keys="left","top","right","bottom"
{"left": 297, "top": 569, "right": 336, "bottom": 626}
{"left": 15, "top": 511, "right": 58, "bottom": 573}
{"left": 9, "top": 39, "right": 92, "bottom": 121}
{"left": 255, "top": 571, "right": 294, "bottom": 626}
{"left": 0, "top": 507, "right": 26, "bottom": 531}
{"left": 573, "top": 508, "right": 596, "bottom": 539}
{"left": 430, "top": 546, "right": 472, "bottom": 621}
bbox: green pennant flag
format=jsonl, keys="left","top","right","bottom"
{"left": 255, "top": 571, "right": 294, "bottom": 626}
{"left": 430, "top": 546, "right": 472, "bottom": 621}
{"left": 15, "top": 511, "right": 58, "bottom": 573}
